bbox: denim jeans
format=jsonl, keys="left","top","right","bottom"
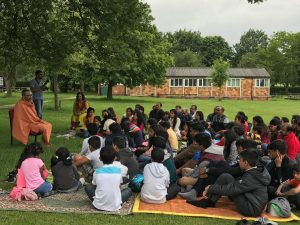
{"left": 33, "top": 99, "right": 43, "bottom": 119}
{"left": 85, "top": 184, "right": 132, "bottom": 203}
{"left": 85, "top": 184, "right": 95, "bottom": 202}
{"left": 34, "top": 181, "right": 52, "bottom": 194}
{"left": 138, "top": 155, "right": 151, "bottom": 170}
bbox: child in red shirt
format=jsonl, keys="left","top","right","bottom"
{"left": 276, "top": 162, "right": 300, "bottom": 209}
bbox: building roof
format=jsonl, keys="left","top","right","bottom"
{"left": 166, "top": 67, "right": 270, "bottom": 78}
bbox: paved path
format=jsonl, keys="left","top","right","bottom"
{"left": 0, "top": 97, "right": 75, "bottom": 109}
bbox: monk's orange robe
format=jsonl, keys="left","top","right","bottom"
{"left": 12, "top": 99, "right": 52, "bottom": 144}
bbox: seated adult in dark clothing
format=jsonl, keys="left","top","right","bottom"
{"left": 210, "top": 106, "right": 229, "bottom": 132}
{"left": 266, "top": 140, "right": 295, "bottom": 200}
{"left": 206, "top": 106, "right": 218, "bottom": 123}
{"left": 179, "top": 139, "right": 258, "bottom": 200}
{"left": 149, "top": 102, "right": 164, "bottom": 121}
{"left": 105, "top": 123, "right": 134, "bottom": 148}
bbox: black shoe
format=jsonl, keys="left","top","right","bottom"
{"left": 40, "top": 190, "right": 57, "bottom": 198}
{"left": 187, "top": 198, "right": 215, "bottom": 208}
{"left": 6, "top": 170, "right": 17, "bottom": 183}
{"left": 236, "top": 219, "right": 251, "bottom": 225}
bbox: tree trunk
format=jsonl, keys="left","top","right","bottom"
{"left": 53, "top": 74, "right": 60, "bottom": 110}
{"left": 4, "top": 76, "right": 12, "bottom": 97}
{"left": 284, "top": 83, "right": 289, "bottom": 94}
{"left": 80, "top": 80, "right": 85, "bottom": 93}
{"left": 107, "top": 82, "right": 113, "bottom": 100}
{"left": 4, "top": 64, "right": 17, "bottom": 97}
{"left": 218, "top": 87, "right": 222, "bottom": 101}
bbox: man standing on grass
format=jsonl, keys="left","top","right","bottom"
{"left": 30, "top": 70, "right": 48, "bottom": 119}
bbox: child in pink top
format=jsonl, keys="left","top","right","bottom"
{"left": 17, "top": 143, "right": 52, "bottom": 195}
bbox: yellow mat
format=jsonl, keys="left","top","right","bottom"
{"left": 133, "top": 195, "right": 300, "bottom": 222}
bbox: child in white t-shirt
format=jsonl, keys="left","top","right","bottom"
{"left": 84, "top": 146, "right": 131, "bottom": 211}
{"left": 74, "top": 136, "right": 103, "bottom": 182}
{"left": 141, "top": 147, "right": 170, "bottom": 204}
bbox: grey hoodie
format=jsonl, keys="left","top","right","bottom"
{"left": 209, "top": 166, "right": 271, "bottom": 216}
{"left": 141, "top": 162, "right": 170, "bottom": 204}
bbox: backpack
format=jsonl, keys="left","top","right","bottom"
{"left": 129, "top": 174, "right": 144, "bottom": 193}
{"left": 267, "top": 197, "right": 291, "bottom": 218}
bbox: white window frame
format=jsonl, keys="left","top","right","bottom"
{"left": 227, "top": 78, "right": 241, "bottom": 87}
{"left": 170, "top": 78, "right": 183, "bottom": 87}
{"left": 200, "top": 78, "right": 212, "bottom": 87}
{"left": 255, "top": 78, "right": 270, "bottom": 88}
{"left": 184, "top": 78, "right": 198, "bottom": 87}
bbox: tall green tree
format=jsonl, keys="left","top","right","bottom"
{"left": 266, "top": 32, "right": 299, "bottom": 93}
{"left": 239, "top": 49, "right": 270, "bottom": 70}
{"left": 173, "top": 50, "right": 203, "bottom": 67}
{"left": 239, "top": 32, "right": 300, "bottom": 92}
{"left": 20, "top": 0, "right": 76, "bottom": 109}
{"left": 233, "top": 29, "right": 268, "bottom": 66}
{"left": 0, "top": 1, "right": 25, "bottom": 96}
{"left": 69, "top": 0, "right": 172, "bottom": 99}
{"left": 166, "top": 30, "right": 202, "bottom": 54}
{"left": 200, "top": 36, "right": 233, "bottom": 67}
{"left": 211, "top": 59, "right": 230, "bottom": 101}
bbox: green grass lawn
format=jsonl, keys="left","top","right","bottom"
{"left": 0, "top": 92, "right": 299, "bottom": 225}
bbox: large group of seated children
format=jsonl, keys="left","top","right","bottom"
{"left": 7, "top": 94, "right": 300, "bottom": 217}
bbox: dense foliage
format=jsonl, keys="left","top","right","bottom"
{"left": 1, "top": 0, "right": 299, "bottom": 102}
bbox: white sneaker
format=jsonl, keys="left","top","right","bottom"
{"left": 79, "top": 178, "right": 85, "bottom": 185}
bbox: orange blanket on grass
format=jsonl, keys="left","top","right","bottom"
{"left": 133, "top": 195, "right": 300, "bottom": 222}
{"left": 12, "top": 100, "right": 52, "bottom": 144}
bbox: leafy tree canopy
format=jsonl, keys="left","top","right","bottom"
{"left": 200, "top": 36, "right": 233, "bottom": 67}
{"left": 68, "top": 0, "right": 173, "bottom": 99}
{"left": 173, "top": 50, "right": 203, "bottom": 67}
{"left": 233, "top": 29, "right": 268, "bottom": 66}
{"left": 166, "top": 30, "right": 202, "bottom": 54}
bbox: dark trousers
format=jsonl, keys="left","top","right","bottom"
{"left": 166, "top": 183, "right": 181, "bottom": 200}
{"left": 283, "top": 185, "right": 300, "bottom": 209}
{"left": 193, "top": 176, "right": 218, "bottom": 196}
{"left": 267, "top": 185, "right": 277, "bottom": 201}
{"left": 33, "top": 99, "right": 43, "bottom": 119}
{"left": 208, "top": 173, "right": 261, "bottom": 217}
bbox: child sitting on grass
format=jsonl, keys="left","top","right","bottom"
{"left": 187, "top": 149, "right": 271, "bottom": 217}
{"left": 84, "top": 146, "right": 131, "bottom": 211}
{"left": 276, "top": 162, "right": 300, "bottom": 209}
{"left": 141, "top": 147, "right": 171, "bottom": 204}
{"left": 51, "top": 147, "right": 84, "bottom": 192}
{"left": 18, "top": 143, "right": 53, "bottom": 197}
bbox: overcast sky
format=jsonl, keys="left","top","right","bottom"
{"left": 144, "top": 0, "right": 300, "bottom": 46}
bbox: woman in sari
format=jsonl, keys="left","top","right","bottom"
{"left": 71, "top": 92, "right": 89, "bottom": 130}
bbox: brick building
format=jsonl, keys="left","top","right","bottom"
{"left": 112, "top": 67, "right": 271, "bottom": 100}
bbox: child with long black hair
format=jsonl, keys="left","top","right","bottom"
{"left": 51, "top": 147, "right": 84, "bottom": 192}
{"left": 17, "top": 143, "right": 52, "bottom": 196}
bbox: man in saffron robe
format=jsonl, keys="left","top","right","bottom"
{"left": 12, "top": 89, "right": 52, "bottom": 145}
